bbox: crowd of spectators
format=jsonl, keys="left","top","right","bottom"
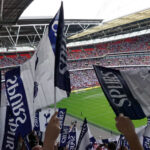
{"left": 1, "top": 34, "right": 150, "bottom": 91}
{"left": 1, "top": 34, "right": 148, "bottom": 150}
{"left": 68, "top": 54, "right": 150, "bottom": 70}
{"left": 67, "top": 34, "right": 150, "bottom": 90}
{"left": 0, "top": 53, "right": 32, "bottom": 67}
{"left": 68, "top": 34, "right": 150, "bottom": 60}
{"left": 70, "top": 69, "right": 99, "bottom": 90}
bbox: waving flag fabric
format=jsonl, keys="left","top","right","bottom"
{"left": 4, "top": 67, "right": 33, "bottom": 150}
{"left": 33, "top": 2, "right": 71, "bottom": 110}
{"left": 2, "top": 3, "right": 70, "bottom": 150}
{"left": 93, "top": 65, "right": 150, "bottom": 119}
{"left": 68, "top": 125, "right": 77, "bottom": 150}
{"left": 60, "top": 125, "right": 70, "bottom": 147}
{"left": 76, "top": 118, "right": 91, "bottom": 150}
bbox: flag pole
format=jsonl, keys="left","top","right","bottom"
{"left": 54, "top": 86, "right": 57, "bottom": 112}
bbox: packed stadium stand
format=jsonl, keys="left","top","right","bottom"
{"left": 1, "top": 33, "right": 150, "bottom": 90}
{"left": 66, "top": 33, "right": 150, "bottom": 90}
{"left": 1, "top": 2, "right": 150, "bottom": 149}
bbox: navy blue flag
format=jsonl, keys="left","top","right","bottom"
{"left": 143, "top": 136, "right": 150, "bottom": 150}
{"left": 143, "top": 121, "right": 150, "bottom": 150}
{"left": 76, "top": 118, "right": 91, "bottom": 150}
{"left": 5, "top": 67, "right": 32, "bottom": 135}
{"left": 2, "top": 106, "right": 19, "bottom": 150}
{"left": 54, "top": 2, "right": 71, "bottom": 98}
{"left": 33, "top": 2, "right": 71, "bottom": 110}
{"left": 3, "top": 67, "right": 32, "bottom": 150}
{"left": 147, "top": 117, "right": 150, "bottom": 125}
{"left": 60, "top": 125, "right": 70, "bottom": 147}
{"left": 93, "top": 65, "right": 150, "bottom": 119}
{"left": 58, "top": 108, "right": 67, "bottom": 130}
{"left": 23, "top": 136, "right": 32, "bottom": 150}
{"left": 34, "top": 110, "right": 40, "bottom": 132}
{"left": 68, "top": 125, "right": 77, "bottom": 150}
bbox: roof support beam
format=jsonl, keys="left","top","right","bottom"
{"left": 0, "top": 0, "right": 4, "bottom": 21}
{"left": 34, "top": 25, "right": 41, "bottom": 40}
{"left": 26, "top": 35, "right": 33, "bottom": 47}
{"left": 78, "top": 23, "right": 89, "bottom": 30}
{"left": 65, "top": 25, "right": 70, "bottom": 36}
{"left": 5, "top": 27, "right": 15, "bottom": 46}
{"left": 15, "top": 26, "right": 21, "bottom": 46}
{"left": 43, "top": 25, "right": 47, "bottom": 37}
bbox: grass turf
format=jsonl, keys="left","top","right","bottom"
{"left": 56, "top": 87, "right": 147, "bottom": 134}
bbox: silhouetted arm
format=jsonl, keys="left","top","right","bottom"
{"left": 115, "top": 114, "right": 143, "bottom": 150}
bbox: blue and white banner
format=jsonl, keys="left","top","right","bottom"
{"left": 143, "top": 136, "right": 150, "bottom": 150}
{"left": 34, "top": 110, "right": 40, "bottom": 132}
{"left": 33, "top": 108, "right": 66, "bottom": 133}
{"left": 5, "top": 67, "right": 32, "bottom": 136}
{"left": 1, "top": 3, "right": 70, "bottom": 150}
{"left": 36, "top": 108, "right": 54, "bottom": 132}
{"left": 93, "top": 65, "right": 150, "bottom": 119}
{"left": 3, "top": 67, "right": 33, "bottom": 150}
{"left": 54, "top": 2, "right": 71, "bottom": 99}
{"left": 68, "top": 125, "right": 77, "bottom": 150}
{"left": 0, "top": 106, "right": 7, "bottom": 150}
{"left": 76, "top": 118, "right": 91, "bottom": 150}
{"left": 60, "top": 125, "right": 70, "bottom": 147}
{"left": 58, "top": 108, "right": 67, "bottom": 130}
{"left": 33, "top": 2, "right": 71, "bottom": 110}
{"left": 143, "top": 123, "right": 150, "bottom": 150}
{"left": 1, "top": 106, "right": 19, "bottom": 150}
{"left": 23, "top": 136, "right": 32, "bottom": 150}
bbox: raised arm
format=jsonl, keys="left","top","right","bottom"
{"left": 115, "top": 114, "right": 143, "bottom": 150}
{"left": 43, "top": 112, "right": 60, "bottom": 150}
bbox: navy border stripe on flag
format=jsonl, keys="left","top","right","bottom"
{"left": 58, "top": 108, "right": 66, "bottom": 130}
{"left": 5, "top": 67, "right": 32, "bottom": 137}
{"left": 68, "top": 125, "right": 76, "bottom": 150}
{"left": 60, "top": 125, "right": 70, "bottom": 147}
{"left": 54, "top": 2, "right": 71, "bottom": 97}
{"left": 76, "top": 118, "right": 88, "bottom": 150}
{"left": 93, "top": 65, "right": 145, "bottom": 119}
{"left": 2, "top": 106, "right": 19, "bottom": 150}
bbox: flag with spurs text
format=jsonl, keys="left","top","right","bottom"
{"left": 2, "top": 3, "right": 70, "bottom": 150}
{"left": 33, "top": 2, "right": 71, "bottom": 110}
{"left": 94, "top": 65, "right": 150, "bottom": 119}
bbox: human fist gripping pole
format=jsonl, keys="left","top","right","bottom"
{"left": 43, "top": 112, "right": 60, "bottom": 150}
{"left": 115, "top": 114, "right": 144, "bottom": 150}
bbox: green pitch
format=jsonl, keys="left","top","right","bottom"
{"left": 56, "top": 87, "right": 147, "bottom": 134}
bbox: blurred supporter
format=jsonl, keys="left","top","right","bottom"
{"left": 107, "top": 142, "right": 116, "bottom": 150}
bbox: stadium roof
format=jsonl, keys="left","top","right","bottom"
{"left": 0, "top": 18, "right": 101, "bottom": 48}
{"left": 0, "top": 0, "right": 33, "bottom": 25}
{"left": 68, "top": 8, "right": 150, "bottom": 40}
